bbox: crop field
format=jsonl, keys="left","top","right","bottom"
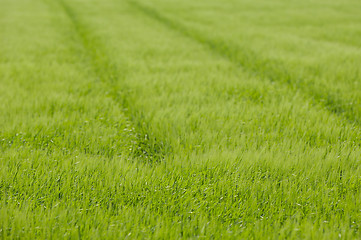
{"left": 1, "top": 0, "right": 361, "bottom": 239}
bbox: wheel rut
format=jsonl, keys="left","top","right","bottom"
{"left": 128, "top": 0, "right": 361, "bottom": 128}
{"left": 53, "top": 0, "right": 169, "bottom": 163}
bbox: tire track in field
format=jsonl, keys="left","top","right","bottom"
{"left": 127, "top": 0, "right": 361, "bottom": 128}
{"left": 50, "top": 0, "right": 169, "bottom": 163}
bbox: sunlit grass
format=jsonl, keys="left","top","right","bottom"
{"left": 1, "top": 0, "right": 361, "bottom": 238}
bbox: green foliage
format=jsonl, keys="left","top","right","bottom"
{"left": 1, "top": 0, "right": 361, "bottom": 238}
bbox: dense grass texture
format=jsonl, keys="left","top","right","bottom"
{"left": 1, "top": 0, "right": 361, "bottom": 239}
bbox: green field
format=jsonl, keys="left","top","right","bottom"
{"left": 1, "top": 0, "right": 361, "bottom": 239}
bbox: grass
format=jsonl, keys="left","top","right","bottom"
{"left": 1, "top": 0, "right": 361, "bottom": 239}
